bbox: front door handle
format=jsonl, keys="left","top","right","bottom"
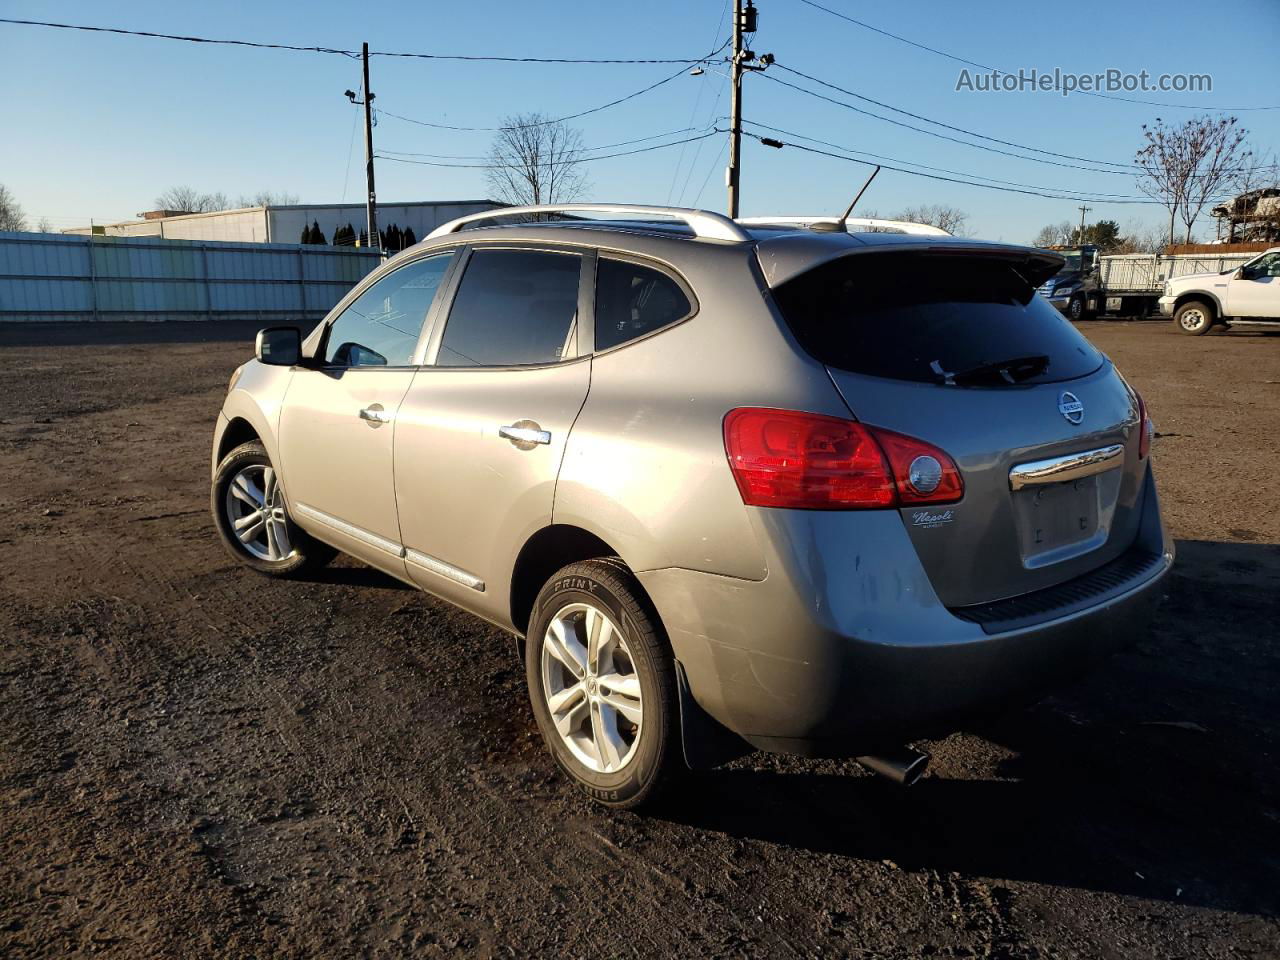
{"left": 359, "top": 404, "right": 393, "bottom": 426}
{"left": 499, "top": 421, "right": 551, "bottom": 448}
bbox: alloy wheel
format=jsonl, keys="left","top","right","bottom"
{"left": 540, "top": 602, "right": 643, "bottom": 773}
{"left": 224, "top": 464, "right": 293, "bottom": 562}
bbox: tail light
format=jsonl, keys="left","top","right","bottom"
{"left": 1137, "top": 392, "right": 1153, "bottom": 459}
{"left": 723, "top": 408, "right": 963, "bottom": 510}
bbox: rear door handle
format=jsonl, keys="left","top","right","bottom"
{"left": 499, "top": 422, "right": 551, "bottom": 447}
{"left": 359, "top": 404, "right": 393, "bottom": 426}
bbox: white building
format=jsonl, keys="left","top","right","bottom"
{"left": 64, "top": 200, "right": 501, "bottom": 244}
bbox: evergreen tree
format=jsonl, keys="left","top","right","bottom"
{"left": 309, "top": 220, "right": 324, "bottom": 244}
{"left": 403, "top": 226, "right": 417, "bottom": 247}
{"left": 358, "top": 229, "right": 368, "bottom": 247}
{"left": 299, "top": 224, "right": 310, "bottom": 244}
{"left": 344, "top": 222, "right": 357, "bottom": 246}
{"left": 379, "top": 228, "right": 388, "bottom": 250}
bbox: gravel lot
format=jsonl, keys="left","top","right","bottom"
{"left": 1, "top": 320, "right": 1278, "bottom": 959}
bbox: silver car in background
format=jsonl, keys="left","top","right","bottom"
{"left": 211, "top": 204, "right": 1173, "bottom": 807}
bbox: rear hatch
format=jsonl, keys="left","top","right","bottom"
{"left": 771, "top": 246, "right": 1147, "bottom": 608}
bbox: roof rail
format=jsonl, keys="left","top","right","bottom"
{"left": 426, "top": 203, "right": 751, "bottom": 243}
{"left": 737, "top": 216, "right": 951, "bottom": 237}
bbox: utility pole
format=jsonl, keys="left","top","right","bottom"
{"left": 726, "top": 1, "right": 767, "bottom": 219}
{"left": 726, "top": 0, "right": 745, "bottom": 219}
{"left": 1077, "top": 204, "right": 1091, "bottom": 245}
{"left": 362, "top": 43, "right": 379, "bottom": 253}
{"left": 344, "top": 47, "right": 380, "bottom": 252}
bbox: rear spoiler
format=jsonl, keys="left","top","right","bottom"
{"left": 755, "top": 236, "right": 1065, "bottom": 288}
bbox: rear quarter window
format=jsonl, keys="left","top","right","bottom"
{"left": 594, "top": 258, "right": 693, "bottom": 351}
{"left": 773, "top": 252, "right": 1103, "bottom": 386}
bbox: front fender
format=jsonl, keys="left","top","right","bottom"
{"left": 1173, "top": 288, "right": 1225, "bottom": 316}
{"left": 212, "top": 360, "right": 294, "bottom": 481}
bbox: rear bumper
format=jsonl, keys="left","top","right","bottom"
{"left": 639, "top": 467, "right": 1172, "bottom": 757}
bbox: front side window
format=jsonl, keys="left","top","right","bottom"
{"left": 594, "top": 258, "right": 693, "bottom": 351}
{"left": 436, "top": 249, "right": 581, "bottom": 367}
{"left": 1242, "top": 252, "right": 1280, "bottom": 279}
{"left": 324, "top": 252, "right": 454, "bottom": 367}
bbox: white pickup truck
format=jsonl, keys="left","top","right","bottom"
{"left": 1158, "top": 247, "right": 1280, "bottom": 335}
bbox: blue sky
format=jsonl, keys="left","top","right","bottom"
{"left": 3, "top": 0, "right": 1277, "bottom": 243}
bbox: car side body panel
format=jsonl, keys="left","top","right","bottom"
{"left": 553, "top": 239, "right": 850, "bottom": 582}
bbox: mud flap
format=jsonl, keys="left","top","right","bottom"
{"left": 675, "top": 661, "right": 752, "bottom": 770}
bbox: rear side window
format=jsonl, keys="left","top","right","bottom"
{"left": 437, "top": 249, "right": 581, "bottom": 367}
{"left": 773, "top": 252, "right": 1104, "bottom": 386}
{"left": 594, "top": 258, "right": 692, "bottom": 351}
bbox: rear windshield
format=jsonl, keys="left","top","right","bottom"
{"left": 773, "top": 252, "right": 1104, "bottom": 386}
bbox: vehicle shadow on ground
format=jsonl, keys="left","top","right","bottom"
{"left": 653, "top": 539, "right": 1280, "bottom": 918}
{"left": 298, "top": 560, "right": 415, "bottom": 591}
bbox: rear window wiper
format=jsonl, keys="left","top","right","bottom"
{"left": 931, "top": 354, "right": 1049, "bottom": 386}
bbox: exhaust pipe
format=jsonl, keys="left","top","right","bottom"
{"left": 856, "top": 747, "right": 930, "bottom": 786}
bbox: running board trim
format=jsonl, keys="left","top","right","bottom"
{"left": 406, "top": 548, "right": 486, "bottom": 592}
{"left": 293, "top": 502, "right": 405, "bottom": 558}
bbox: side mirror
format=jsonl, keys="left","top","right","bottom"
{"left": 255, "top": 326, "right": 301, "bottom": 366}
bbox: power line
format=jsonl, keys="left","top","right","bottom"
{"left": 772, "top": 62, "right": 1134, "bottom": 168}
{"left": 379, "top": 123, "right": 721, "bottom": 160}
{"left": 0, "top": 17, "right": 360, "bottom": 57}
{"left": 750, "top": 132, "right": 1166, "bottom": 204}
{"left": 374, "top": 130, "right": 722, "bottom": 169}
{"left": 668, "top": 0, "right": 733, "bottom": 204}
{"left": 761, "top": 72, "right": 1138, "bottom": 176}
{"left": 792, "top": 0, "right": 1280, "bottom": 111}
{"left": 741, "top": 120, "right": 1148, "bottom": 198}
{"left": 0, "top": 16, "right": 733, "bottom": 65}
{"left": 375, "top": 51, "right": 725, "bottom": 133}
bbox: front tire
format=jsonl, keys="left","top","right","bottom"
{"left": 525, "top": 560, "right": 681, "bottom": 808}
{"left": 211, "top": 440, "right": 334, "bottom": 577}
{"left": 1067, "top": 295, "right": 1087, "bottom": 322}
{"left": 1174, "top": 300, "right": 1214, "bottom": 336}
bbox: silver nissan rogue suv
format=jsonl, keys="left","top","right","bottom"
{"left": 211, "top": 203, "right": 1173, "bottom": 807}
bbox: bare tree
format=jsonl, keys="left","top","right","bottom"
{"left": 1032, "top": 221, "right": 1076, "bottom": 247}
{"left": 0, "top": 184, "right": 27, "bottom": 231}
{"left": 35, "top": 217, "right": 53, "bottom": 233}
{"left": 1136, "top": 115, "right": 1250, "bottom": 245}
{"left": 236, "top": 190, "right": 301, "bottom": 208}
{"left": 152, "top": 186, "right": 231, "bottom": 213}
{"left": 894, "top": 204, "right": 969, "bottom": 236}
{"left": 1113, "top": 219, "right": 1165, "bottom": 254}
{"left": 486, "top": 114, "right": 589, "bottom": 208}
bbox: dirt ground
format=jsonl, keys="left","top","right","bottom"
{"left": 1, "top": 319, "right": 1278, "bottom": 959}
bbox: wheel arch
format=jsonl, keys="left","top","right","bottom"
{"left": 509, "top": 524, "right": 625, "bottom": 639}
{"left": 1173, "top": 290, "right": 1222, "bottom": 318}
{"left": 217, "top": 416, "right": 261, "bottom": 464}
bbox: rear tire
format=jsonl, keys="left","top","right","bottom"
{"left": 525, "top": 560, "right": 681, "bottom": 809}
{"left": 211, "top": 440, "right": 335, "bottom": 577}
{"left": 1174, "top": 300, "right": 1214, "bottom": 336}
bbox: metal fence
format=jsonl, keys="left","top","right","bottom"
{"left": 0, "top": 231, "right": 381, "bottom": 322}
{"left": 1099, "top": 252, "right": 1256, "bottom": 294}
